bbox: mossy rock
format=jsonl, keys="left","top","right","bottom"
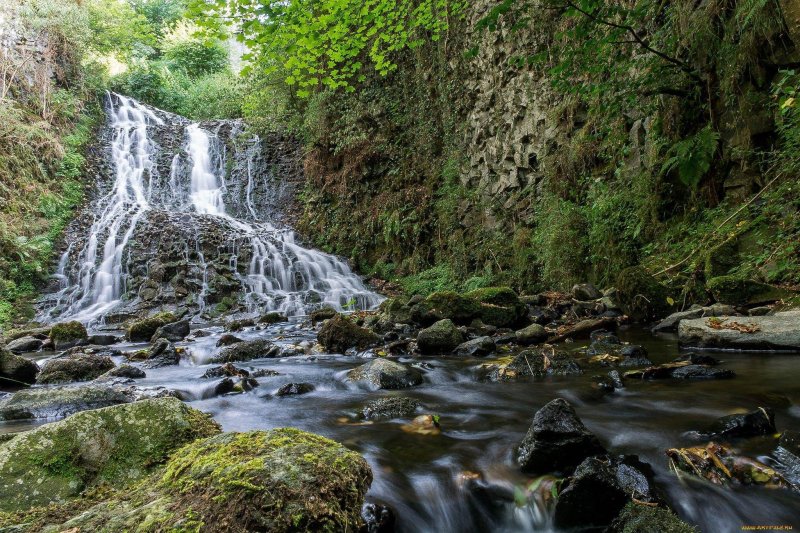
{"left": 615, "top": 267, "right": 674, "bottom": 322}
{"left": 416, "top": 319, "right": 463, "bottom": 354}
{"left": 37, "top": 353, "right": 115, "bottom": 384}
{"left": 707, "top": 274, "right": 790, "bottom": 305}
{"left": 609, "top": 502, "right": 697, "bottom": 533}
{"left": 126, "top": 312, "right": 177, "bottom": 342}
{"left": 259, "top": 312, "right": 288, "bottom": 324}
{"left": 0, "top": 348, "right": 39, "bottom": 386}
{"left": 317, "top": 315, "right": 381, "bottom": 353}
{"left": 42, "top": 428, "right": 372, "bottom": 532}
{"left": 465, "top": 287, "right": 527, "bottom": 328}
{"left": 0, "top": 398, "right": 220, "bottom": 512}
{"left": 702, "top": 236, "right": 740, "bottom": 279}
{"left": 310, "top": 306, "right": 338, "bottom": 324}
{"left": 379, "top": 298, "right": 414, "bottom": 324}
{"left": 0, "top": 385, "right": 131, "bottom": 421}
{"left": 49, "top": 321, "right": 88, "bottom": 350}
{"left": 411, "top": 291, "right": 480, "bottom": 325}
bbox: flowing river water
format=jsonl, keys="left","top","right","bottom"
{"left": 6, "top": 95, "right": 799, "bottom": 531}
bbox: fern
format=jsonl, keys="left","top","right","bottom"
{"left": 660, "top": 125, "right": 719, "bottom": 189}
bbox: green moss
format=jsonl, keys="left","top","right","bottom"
{"left": 465, "top": 287, "right": 527, "bottom": 328}
{"left": 317, "top": 314, "right": 380, "bottom": 353}
{"left": 127, "top": 312, "right": 177, "bottom": 342}
{"left": 706, "top": 274, "right": 789, "bottom": 305}
{"left": 610, "top": 502, "right": 697, "bottom": 533}
{"left": 703, "top": 236, "right": 741, "bottom": 279}
{"left": 416, "top": 291, "right": 480, "bottom": 325}
{"left": 615, "top": 266, "right": 674, "bottom": 322}
{"left": 49, "top": 321, "right": 88, "bottom": 343}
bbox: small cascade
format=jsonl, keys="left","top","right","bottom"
{"left": 40, "top": 94, "right": 383, "bottom": 324}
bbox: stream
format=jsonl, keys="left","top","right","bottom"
{"left": 9, "top": 323, "right": 800, "bottom": 532}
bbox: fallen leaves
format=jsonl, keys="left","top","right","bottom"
{"left": 706, "top": 317, "right": 761, "bottom": 333}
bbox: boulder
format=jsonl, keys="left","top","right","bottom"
{"left": 150, "top": 320, "right": 190, "bottom": 342}
{"left": 98, "top": 364, "right": 146, "bottom": 380}
{"left": 652, "top": 304, "right": 738, "bottom": 333}
{"left": 572, "top": 283, "right": 602, "bottom": 301}
{"left": 707, "top": 275, "right": 790, "bottom": 305}
{"left": 346, "top": 359, "right": 423, "bottom": 390}
{"left": 361, "top": 396, "right": 420, "bottom": 419}
{"left": 609, "top": 502, "right": 697, "bottom": 533}
{"left": 615, "top": 267, "right": 674, "bottom": 322}
{"left": 0, "top": 348, "right": 39, "bottom": 386}
{"left": 201, "top": 362, "right": 250, "bottom": 379}
{"left": 87, "top": 334, "right": 120, "bottom": 346}
{"left": 216, "top": 333, "right": 243, "bottom": 347}
{"left": 142, "top": 338, "right": 181, "bottom": 368}
{"left": 515, "top": 323, "right": 548, "bottom": 345}
{"left": 40, "top": 429, "right": 372, "bottom": 532}
{"left": 410, "top": 291, "right": 480, "bottom": 325}
{"left": 466, "top": 287, "right": 527, "bottom": 328}
{"left": 701, "top": 407, "right": 775, "bottom": 440}
{"left": 126, "top": 312, "right": 177, "bottom": 342}
{"left": 416, "top": 319, "right": 464, "bottom": 354}
{"left": 453, "top": 336, "right": 495, "bottom": 357}
{"left": 276, "top": 382, "right": 315, "bottom": 396}
{"left": 5, "top": 335, "right": 44, "bottom": 353}
{"left": 49, "top": 321, "right": 88, "bottom": 350}
{"left": 517, "top": 398, "right": 606, "bottom": 474}
{"left": 379, "top": 298, "right": 414, "bottom": 324}
{"left": 226, "top": 317, "right": 256, "bottom": 332}
{"left": 553, "top": 455, "right": 661, "bottom": 530}
{"left": 548, "top": 317, "right": 618, "bottom": 343}
{"left": 0, "top": 398, "right": 219, "bottom": 512}
{"left": 486, "top": 349, "right": 582, "bottom": 382}
{"left": 624, "top": 363, "right": 735, "bottom": 380}
{"left": 310, "top": 306, "right": 338, "bottom": 324}
{"left": 775, "top": 431, "right": 800, "bottom": 487}
{"left": 678, "top": 311, "right": 800, "bottom": 350}
{"left": 259, "top": 312, "right": 288, "bottom": 324}
{"left": 0, "top": 385, "right": 131, "bottom": 421}
{"left": 211, "top": 339, "right": 280, "bottom": 363}
{"left": 37, "top": 353, "right": 115, "bottom": 384}
{"left": 317, "top": 315, "right": 381, "bottom": 353}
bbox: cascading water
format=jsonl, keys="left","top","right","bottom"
{"left": 40, "top": 94, "right": 382, "bottom": 324}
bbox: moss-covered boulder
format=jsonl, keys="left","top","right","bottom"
{"left": 411, "top": 291, "right": 481, "bottom": 325}
{"left": 259, "top": 312, "right": 288, "bottom": 324}
{"left": 465, "top": 287, "right": 528, "bottom": 328}
{"left": 310, "top": 306, "right": 338, "bottom": 324}
{"left": 707, "top": 274, "right": 789, "bottom": 305}
{"left": 379, "top": 297, "right": 414, "bottom": 324}
{"left": 40, "top": 429, "right": 372, "bottom": 532}
{"left": 211, "top": 339, "right": 281, "bottom": 363}
{"left": 416, "top": 319, "right": 463, "bottom": 354}
{"left": 37, "top": 353, "right": 115, "bottom": 384}
{"left": 126, "top": 312, "right": 177, "bottom": 342}
{"left": 0, "top": 347, "right": 39, "bottom": 386}
{"left": 49, "top": 321, "right": 88, "bottom": 350}
{"left": 317, "top": 314, "right": 381, "bottom": 353}
{"left": 347, "top": 358, "right": 423, "bottom": 390}
{"left": 703, "top": 236, "right": 741, "bottom": 280}
{"left": 0, "top": 398, "right": 220, "bottom": 512}
{"left": 609, "top": 502, "right": 696, "bottom": 533}
{"left": 0, "top": 385, "right": 131, "bottom": 421}
{"left": 615, "top": 267, "right": 674, "bottom": 322}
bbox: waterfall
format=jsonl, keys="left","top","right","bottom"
{"left": 40, "top": 94, "right": 383, "bottom": 324}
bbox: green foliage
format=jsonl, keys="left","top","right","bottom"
{"left": 397, "top": 265, "right": 459, "bottom": 296}
{"left": 661, "top": 125, "right": 719, "bottom": 190}
{"left": 190, "top": 0, "right": 466, "bottom": 96}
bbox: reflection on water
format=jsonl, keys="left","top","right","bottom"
{"left": 3, "top": 323, "right": 800, "bottom": 532}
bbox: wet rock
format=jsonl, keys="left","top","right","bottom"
{"left": 216, "top": 333, "right": 243, "bottom": 347}
{"left": 553, "top": 455, "right": 661, "bottom": 530}
{"left": 379, "top": 298, "right": 414, "bottom": 325}
{"left": 748, "top": 306, "right": 773, "bottom": 316}
{"left": 250, "top": 368, "right": 281, "bottom": 378}
{"left": 515, "top": 323, "right": 548, "bottom": 345}
{"left": 37, "top": 353, "right": 115, "bottom": 384}
{"left": 49, "top": 321, "right": 89, "bottom": 350}
{"left": 347, "top": 358, "right": 423, "bottom": 390}
{"left": 453, "top": 336, "right": 495, "bottom": 357}
{"left": 213, "top": 377, "right": 235, "bottom": 395}
{"left": 707, "top": 275, "right": 790, "bottom": 305}
{"left": 276, "top": 382, "right": 315, "bottom": 396}
{"left": 127, "top": 312, "right": 177, "bottom": 342}
{"left": 142, "top": 338, "right": 181, "bottom": 368}
{"left": 775, "top": 431, "right": 800, "bottom": 487}
{"left": 361, "top": 396, "right": 420, "bottom": 419}
{"left": 486, "top": 348, "right": 583, "bottom": 382}
{"left": 5, "top": 335, "right": 44, "bottom": 353}
{"left": 226, "top": 317, "right": 256, "bottom": 332}
{"left": 318, "top": 315, "right": 381, "bottom": 353}
{"left": 259, "top": 312, "right": 288, "bottom": 324}
{"left": 360, "top": 502, "right": 396, "bottom": 533}
{"left": 529, "top": 306, "right": 558, "bottom": 325}
{"left": 652, "top": 304, "right": 737, "bottom": 333}
{"left": 666, "top": 442, "right": 792, "bottom": 489}
{"left": 0, "top": 385, "right": 131, "bottom": 421}
{"left": 87, "top": 334, "right": 120, "bottom": 346}
{"left": 678, "top": 311, "right": 800, "bottom": 350}
{"left": 548, "top": 317, "right": 618, "bottom": 343}
{"left": 0, "top": 398, "right": 219, "bottom": 512}
{"left": 98, "top": 364, "right": 146, "bottom": 380}
{"left": 201, "top": 362, "right": 248, "bottom": 378}
{"left": 672, "top": 353, "right": 720, "bottom": 366}
{"left": 417, "top": 319, "right": 464, "bottom": 354}
{"left": 150, "top": 319, "right": 190, "bottom": 342}
{"left": 615, "top": 266, "right": 674, "bottom": 322}
{"left": 609, "top": 502, "right": 696, "bottom": 533}
{"left": 0, "top": 347, "right": 39, "bottom": 386}
{"left": 608, "top": 370, "right": 624, "bottom": 389}
{"left": 211, "top": 339, "right": 280, "bottom": 363}
{"left": 624, "top": 362, "right": 734, "bottom": 380}
{"left": 401, "top": 414, "right": 441, "bottom": 435}
{"left": 310, "top": 306, "right": 338, "bottom": 324}
{"left": 572, "top": 283, "right": 602, "bottom": 301}
{"left": 410, "top": 291, "right": 480, "bottom": 325}
{"left": 517, "top": 398, "right": 606, "bottom": 474}
{"left": 702, "top": 408, "right": 776, "bottom": 439}
{"left": 466, "top": 287, "right": 527, "bottom": 328}
{"left": 41, "top": 428, "right": 372, "bottom": 532}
